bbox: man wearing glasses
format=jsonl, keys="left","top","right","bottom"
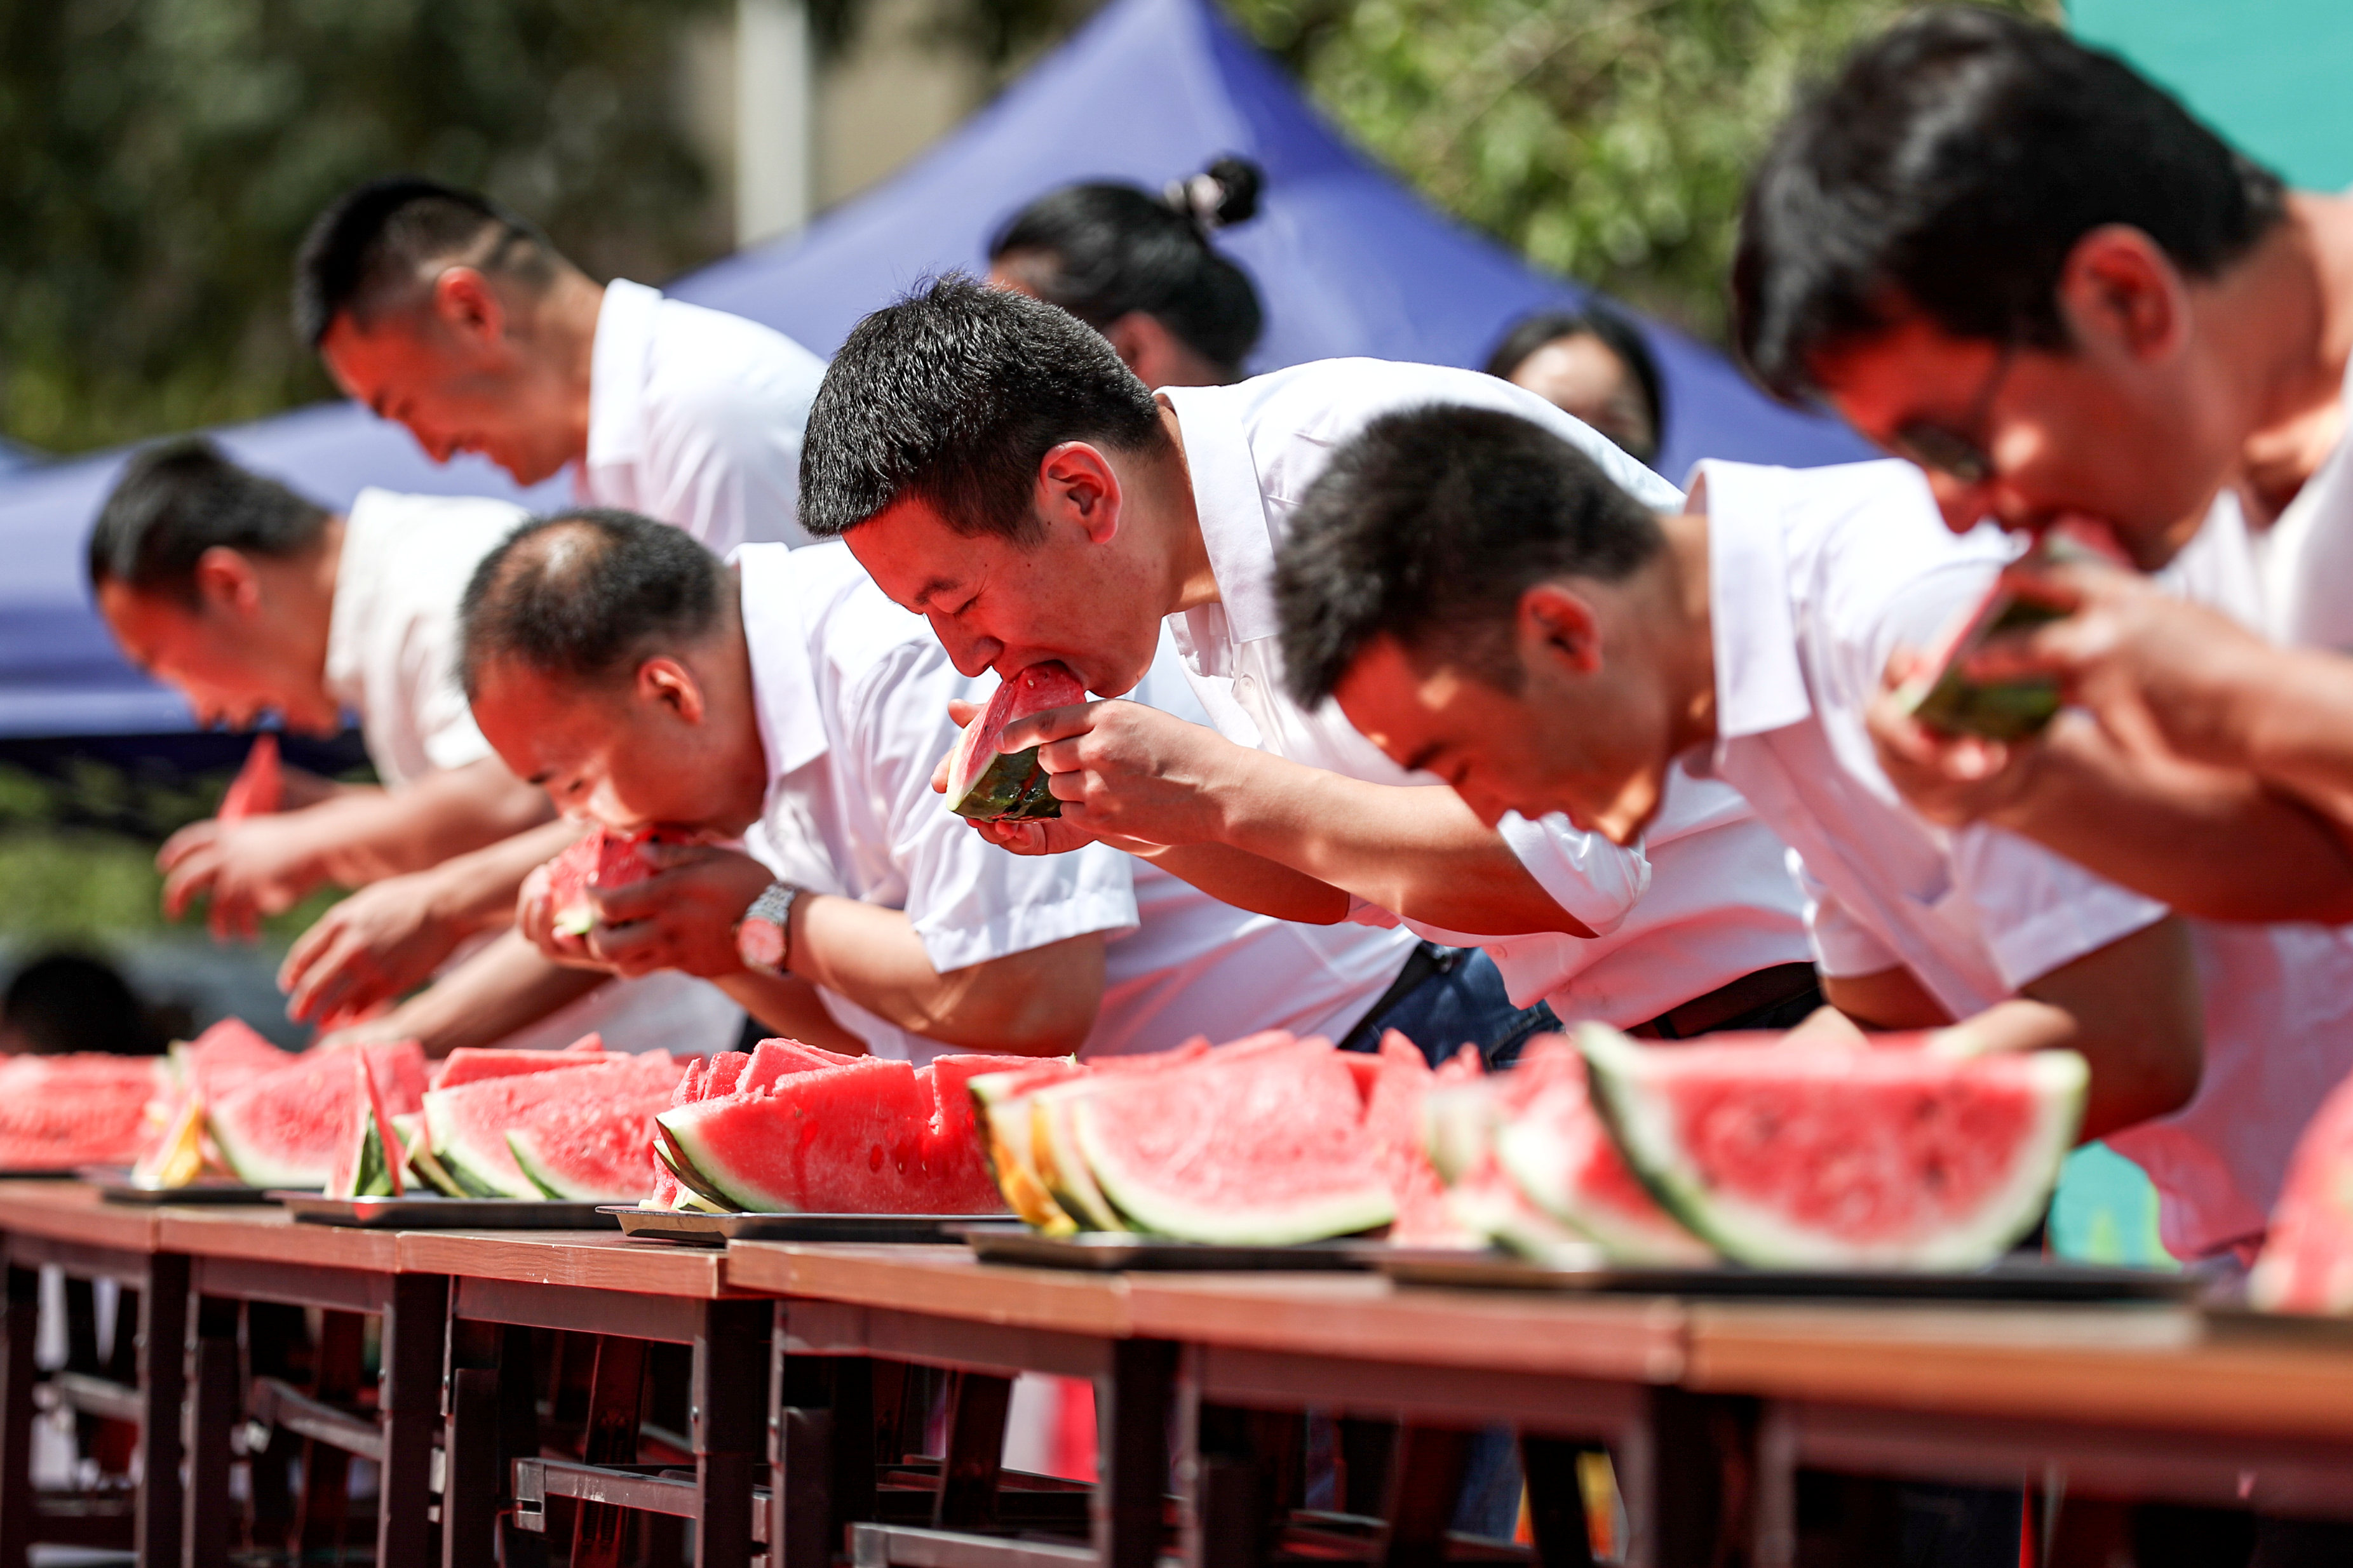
{"left": 1728, "top": 6, "right": 2353, "bottom": 921}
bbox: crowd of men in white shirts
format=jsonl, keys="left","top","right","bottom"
{"left": 82, "top": 6, "right": 2353, "bottom": 1318}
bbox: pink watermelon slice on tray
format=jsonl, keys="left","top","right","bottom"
{"left": 323, "top": 1052, "right": 406, "bottom": 1199}
{"left": 1576, "top": 1023, "right": 2084, "bottom": 1270}
{"left": 2251, "top": 1069, "right": 2353, "bottom": 1313}
{"left": 1072, "top": 1036, "right": 1395, "bottom": 1245}
{"left": 1492, "top": 1036, "right": 1711, "bottom": 1265}
{"left": 424, "top": 1050, "right": 684, "bottom": 1202}
{"left": 217, "top": 732, "right": 284, "bottom": 823}
{"left": 1363, "top": 1033, "right": 1487, "bottom": 1248}
{"left": 545, "top": 829, "right": 685, "bottom": 938}
{"left": 428, "top": 1033, "right": 607, "bottom": 1090}
{"left": 208, "top": 1041, "right": 428, "bottom": 1189}
{"left": 943, "top": 662, "right": 1086, "bottom": 821}
{"left": 0, "top": 1054, "right": 171, "bottom": 1171}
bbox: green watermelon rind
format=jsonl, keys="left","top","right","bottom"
{"left": 1445, "top": 1167, "right": 1607, "bottom": 1270}
{"left": 424, "top": 1096, "right": 536, "bottom": 1200}
{"left": 396, "top": 1115, "right": 466, "bottom": 1198}
{"left": 652, "top": 1135, "right": 742, "bottom": 1214}
{"left": 209, "top": 1109, "right": 330, "bottom": 1190}
{"left": 1493, "top": 1089, "right": 1712, "bottom": 1266}
{"left": 1031, "top": 1088, "right": 1128, "bottom": 1233}
{"left": 1072, "top": 1097, "right": 1396, "bottom": 1246}
{"left": 945, "top": 744, "right": 1061, "bottom": 822}
{"left": 656, "top": 1109, "right": 787, "bottom": 1212}
{"left": 1577, "top": 1023, "right": 2087, "bottom": 1271}
{"left": 507, "top": 1129, "right": 644, "bottom": 1205}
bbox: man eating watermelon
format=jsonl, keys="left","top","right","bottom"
{"left": 457, "top": 508, "right": 1418, "bottom": 1064}
{"left": 1267, "top": 401, "right": 2353, "bottom": 1277}
{"left": 790, "top": 278, "right": 1823, "bottom": 1069}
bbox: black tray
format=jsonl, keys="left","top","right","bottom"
{"left": 608, "top": 1208, "right": 1002, "bottom": 1245}
{"left": 276, "top": 1194, "right": 620, "bottom": 1230}
{"left": 1375, "top": 1249, "right": 2201, "bottom": 1303}
{"left": 79, "top": 1168, "right": 278, "bottom": 1205}
{"left": 0, "top": 1166, "right": 90, "bottom": 1180}
{"left": 955, "top": 1223, "right": 1375, "bottom": 1273}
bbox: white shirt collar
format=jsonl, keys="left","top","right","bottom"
{"left": 1694, "top": 461, "right": 1816, "bottom": 744}
{"left": 733, "top": 544, "right": 832, "bottom": 806}
{"left": 1159, "top": 384, "right": 1283, "bottom": 644}
{"left": 585, "top": 279, "right": 663, "bottom": 471}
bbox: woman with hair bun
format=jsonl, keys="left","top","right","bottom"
{"left": 987, "top": 156, "right": 1265, "bottom": 387}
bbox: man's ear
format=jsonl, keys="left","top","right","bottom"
{"left": 2056, "top": 225, "right": 2189, "bottom": 366}
{"left": 1035, "top": 441, "right": 1124, "bottom": 544}
{"left": 637, "top": 655, "right": 708, "bottom": 725}
{"left": 430, "top": 265, "right": 507, "bottom": 350}
{"left": 1516, "top": 582, "right": 1604, "bottom": 678}
{"left": 191, "top": 547, "right": 263, "bottom": 620}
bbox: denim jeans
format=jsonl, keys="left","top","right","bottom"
{"left": 1339, "top": 944, "right": 1560, "bottom": 1069}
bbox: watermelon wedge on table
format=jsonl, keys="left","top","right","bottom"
{"left": 1492, "top": 1037, "right": 1710, "bottom": 1265}
{"left": 2253, "top": 1071, "right": 2353, "bottom": 1313}
{"left": 1363, "top": 1033, "right": 1485, "bottom": 1248}
{"left": 0, "top": 1054, "right": 170, "bottom": 1170}
{"left": 208, "top": 1042, "right": 427, "bottom": 1189}
{"left": 428, "top": 1033, "right": 606, "bottom": 1090}
{"left": 217, "top": 732, "right": 283, "bottom": 822}
{"left": 545, "top": 829, "right": 685, "bottom": 938}
{"left": 1577, "top": 1023, "right": 2085, "bottom": 1270}
{"left": 323, "top": 1053, "right": 406, "bottom": 1199}
{"left": 943, "top": 662, "right": 1086, "bottom": 821}
{"left": 424, "top": 1050, "right": 684, "bottom": 1201}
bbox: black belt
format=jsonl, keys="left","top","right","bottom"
{"left": 1628, "top": 962, "right": 1821, "bottom": 1040}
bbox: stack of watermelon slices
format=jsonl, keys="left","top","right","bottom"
{"left": 416, "top": 1038, "right": 685, "bottom": 1203}
{"left": 655, "top": 1041, "right": 1034, "bottom": 1214}
{"left": 1427, "top": 1024, "right": 2088, "bottom": 1271}
{"left": 0, "top": 1053, "right": 175, "bottom": 1171}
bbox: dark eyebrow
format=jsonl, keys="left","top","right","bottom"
{"left": 910, "top": 576, "right": 962, "bottom": 610}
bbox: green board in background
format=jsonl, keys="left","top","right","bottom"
{"left": 2073, "top": 0, "right": 2353, "bottom": 191}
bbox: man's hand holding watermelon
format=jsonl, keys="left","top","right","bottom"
{"left": 518, "top": 836, "right": 774, "bottom": 981}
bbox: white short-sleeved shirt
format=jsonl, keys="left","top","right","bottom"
{"left": 1157, "top": 360, "right": 1812, "bottom": 1027}
{"left": 735, "top": 542, "right": 1415, "bottom": 1064}
{"left": 323, "top": 489, "right": 520, "bottom": 789}
{"left": 2255, "top": 354, "right": 2353, "bottom": 650}
{"left": 577, "top": 279, "right": 828, "bottom": 556}
{"left": 318, "top": 488, "right": 743, "bottom": 1057}
{"left": 1695, "top": 458, "right": 2353, "bottom": 1259}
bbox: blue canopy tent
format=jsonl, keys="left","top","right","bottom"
{"left": 0, "top": 0, "right": 1866, "bottom": 746}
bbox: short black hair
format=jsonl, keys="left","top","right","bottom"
{"left": 1276, "top": 405, "right": 1664, "bottom": 704}
{"left": 293, "top": 175, "right": 558, "bottom": 347}
{"left": 1483, "top": 302, "right": 1666, "bottom": 463}
{"left": 458, "top": 509, "right": 727, "bottom": 699}
{"left": 1733, "top": 6, "right": 2288, "bottom": 403}
{"left": 798, "top": 274, "right": 1170, "bottom": 542}
{"left": 990, "top": 156, "right": 1266, "bottom": 381}
{"left": 88, "top": 438, "right": 332, "bottom": 606}
{"left": 3, "top": 951, "right": 163, "bottom": 1057}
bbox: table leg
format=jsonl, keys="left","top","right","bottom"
{"left": 1338, "top": 1419, "right": 1398, "bottom": 1518}
{"left": 1095, "top": 1339, "right": 1176, "bottom": 1568}
{"left": 1520, "top": 1436, "right": 1600, "bottom": 1568}
{"left": 1622, "top": 1388, "right": 1756, "bottom": 1568}
{"left": 1373, "top": 1425, "right": 1473, "bottom": 1568}
{"left": 574, "top": 1334, "right": 650, "bottom": 1568}
{"left": 295, "top": 1308, "right": 365, "bottom": 1555}
{"left": 693, "top": 1299, "right": 769, "bottom": 1568}
{"left": 442, "top": 1313, "right": 503, "bottom": 1568}
{"left": 183, "top": 1295, "right": 239, "bottom": 1568}
{"left": 933, "top": 1371, "right": 1011, "bottom": 1529}
{"left": 137, "top": 1255, "right": 191, "bottom": 1568}
{"left": 0, "top": 1261, "right": 36, "bottom": 1568}
{"left": 378, "top": 1273, "right": 446, "bottom": 1568}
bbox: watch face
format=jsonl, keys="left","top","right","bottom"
{"left": 738, "top": 916, "right": 787, "bottom": 974}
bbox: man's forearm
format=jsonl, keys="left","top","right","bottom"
{"left": 1211, "top": 751, "right": 1594, "bottom": 936}
{"left": 788, "top": 896, "right": 1103, "bottom": 1053}
{"left": 1121, "top": 841, "right": 1350, "bottom": 923}
{"left": 363, "top": 930, "right": 611, "bottom": 1056}
{"left": 1988, "top": 715, "right": 2353, "bottom": 923}
{"left": 2232, "top": 647, "right": 2353, "bottom": 832}
{"left": 295, "top": 763, "right": 553, "bottom": 887}
{"left": 426, "top": 819, "right": 587, "bottom": 932}
{"left": 711, "top": 972, "right": 872, "bottom": 1055}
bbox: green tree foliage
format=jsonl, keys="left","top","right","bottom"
{"left": 0, "top": 0, "right": 726, "bottom": 455}
{"left": 1222, "top": 0, "right": 2058, "bottom": 341}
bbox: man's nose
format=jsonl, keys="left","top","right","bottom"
{"left": 935, "top": 622, "right": 1002, "bottom": 679}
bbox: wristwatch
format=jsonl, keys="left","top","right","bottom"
{"left": 734, "top": 881, "right": 804, "bottom": 975}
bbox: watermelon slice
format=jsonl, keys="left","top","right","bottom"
{"left": 546, "top": 829, "right": 684, "bottom": 938}
{"left": 2252, "top": 1071, "right": 2353, "bottom": 1313}
{"left": 323, "top": 1054, "right": 406, "bottom": 1199}
{"left": 428, "top": 1036, "right": 607, "bottom": 1090}
{"left": 208, "top": 1041, "right": 427, "bottom": 1189}
{"left": 425, "top": 1051, "right": 682, "bottom": 1201}
{"left": 1578, "top": 1024, "right": 2085, "bottom": 1270}
{"left": 0, "top": 1055, "right": 171, "bottom": 1170}
{"left": 660, "top": 1058, "right": 933, "bottom": 1212}
{"left": 943, "top": 662, "right": 1086, "bottom": 821}
{"left": 172, "top": 1017, "right": 295, "bottom": 1101}
{"left": 1492, "top": 1038, "right": 1710, "bottom": 1264}
{"left": 1365, "top": 1034, "right": 1487, "bottom": 1247}
{"left": 218, "top": 732, "right": 283, "bottom": 823}
{"left": 969, "top": 1059, "right": 1091, "bottom": 1230}
{"left": 393, "top": 1113, "right": 464, "bottom": 1197}
{"left": 1074, "top": 1038, "right": 1396, "bottom": 1245}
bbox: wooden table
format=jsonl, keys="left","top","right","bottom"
{"left": 158, "top": 1203, "right": 447, "bottom": 1568}
{"left": 403, "top": 1228, "right": 771, "bottom": 1568}
{"left": 0, "top": 1183, "right": 185, "bottom": 1568}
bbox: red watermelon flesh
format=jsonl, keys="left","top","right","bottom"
{"left": 173, "top": 1017, "right": 297, "bottom": 1104}
{"left": 208, "top": 1041, "right": 427, "bottom": 1189}
{"left": 659, "top": 1058, "right": 934, "bottom": 1212}
{"left": 546, "top": 828, "right": 684, "bottom": 937}
{"left": 968, "top": 1057, "right": 1092, "bottom": 1230}
{"left": 0, "top": 1055, "right": 169, "bottom": 1170}
{"left": 1492, "top": 1038, "right": 1708, "bottom": 1264}
{"left": 1366, "top": 1034, "right": 1488, "bottom": 1247}
{"left": 218, "top": 732, "right": 283, "bottom": 823}
{"left": 703, "top": 1050, "right": 750, "bottom": 1101}
{"left": 430, "top": 1038, "right": 608, "bottom": 1091}
{"left": 919, "top": 1054, "right": 1044, "bottom": 1212}
{"left": 943, "top": 662, "right": 1086, "bottom": 822}
{"left": 2252, "top": 1070, "right": 2353, "bottom": 1313}
{"left": 645, "top": 1057, "right": 713, "bottom": 1209}
{"left": 1074, "top": 1038, "right": 1395, "bottom": 1244}
{"left": 323, "top": 1054, "right": 406, "bottom": 1199}
{"left": 1579, "top": 1023, "right": 2086, "bottom": 1269}
{"left": 428, "top": 1051, "right": 683, "bottom": 1201}
{"left": 738, "top": 1038, "right": 858, "bottom": 1096}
